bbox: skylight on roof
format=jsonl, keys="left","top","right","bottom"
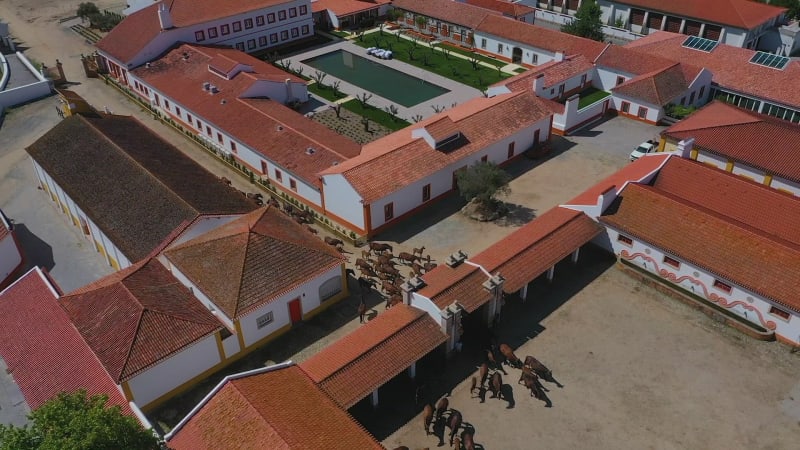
{"left": 681, "top": 36, "right": 718, "bottom": 52}
{"left": 749, "top": 51, "right": 789, "bottom": 70}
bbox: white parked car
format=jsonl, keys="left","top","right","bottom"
{"left": 630, "top": 140, "right": 657, "bottom": 161}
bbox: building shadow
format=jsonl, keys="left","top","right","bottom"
{"left": 12, "top": 223, "right": 54, "bottom": 272}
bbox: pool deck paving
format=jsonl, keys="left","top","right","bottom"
{"left": 284, "top": 38, "right": 483, "bottom": 122}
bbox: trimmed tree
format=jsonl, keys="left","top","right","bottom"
{"left": 77, "top": 2, "right": 99, "bottom": 21}
{"left": 561, "top": 0, "right": 605, "bottom": 42}
{"left": 0, "top": 390, "right": 162, "bottom": 450}
{"left": 456, "top": 161, "right": 511, "bottom": 215}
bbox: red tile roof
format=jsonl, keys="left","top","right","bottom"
{"left": 614, "top": 0, "right": 785, "bottom": 29}
{"left": 471, "top": 207, "right": 602, "bottom": 292}
{"left": 463, "top": 0, "right": 535, "bottom": 17}
{"left": 0, "top": 268, "right": 132, "bottom": 413}
{"left": 60, "top": 259, "right": 222, "bottom": 382}
{"left": 612, "top": 63, "right": 699, "bottom": 106}
{"left": 652, "top": 157, "right": 800, "bottom": 248}
{"left": 476, "top": 15, "right": 609, "bottom": 61}
{"left": 300, "top": 304, "right": 447, "bottom": 408}
{"left": 322, "top": 91, "right": 552, "bottom": 202}
{"left": 97, "top": 0, "right": 295, "bottom": 63}
{"left": 565, "top": 153, "right": 671, "bottom": 205}
{"left": 165, "top": 207, "right": 344, "bottom": 318}
{"left": 427, "top": 266, "right": 493, "bottom": 312}
{"left": 662, "top": 101, "right": 800, "bottom": 183}
{"left": 392, "top": 0, "right": 500, "bottom": 28}
{"left": 600, "top": 183, "right": 800, "bottom": 312}
{"left": 594, "top": 44, "right": 677, "bottom": 75}
{"left": 502, "top": 55, "right": 594, "bottom": 92}
{"left": 625, "top": 32, "right": 800, "bottom": 110}
{"left": 167, "top": 364, "right": 382, "bottom": 450}
{"left": 133, "top": 44, "right": 360, "bottom": 188}
{"left": 312, "top": 0, "right": 391, "bottom": 16}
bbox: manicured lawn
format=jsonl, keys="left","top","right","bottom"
{"left": 341, "top": 99, "right": 410, "bottom": 131}
{"left": 439, "top": 43, "right": 506, "bottom": 68}
{"left": 578, "top": 87, "right": 611, "bottom": 109}
{"left": 513, "top": 67, "right": 528, "bottom": 74}
{"left": 353, "top": 35, "right": 510, "bottom": 90}
{"left": 329, "top": 30, "right": 350, "bottom": 38}
{"left": 307, "top": 82, "right": 347, "bottom": 102}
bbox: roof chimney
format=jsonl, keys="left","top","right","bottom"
{"left": 202, "top": 81, "right": 210, "bottom": 91}
{"left": 209, "top": 84, "right": 219, "bottom": 94}
{"left": 158, "top": 3, "right": 173, "bottom": 30}
{"left": 554, "top": 50, "right": 565, "bottom": 62}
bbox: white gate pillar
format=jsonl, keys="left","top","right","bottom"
{"left": 547, "top": 266, "right": 555, "bottom": 282}
{"left": 371, "top": 389, "right": 379, "bottom": 408}
{"left": 571, "top": 248, "right": 580, "bottom": 264}
{"left": 407, "top": 362, "right": 417, "bottom": 379}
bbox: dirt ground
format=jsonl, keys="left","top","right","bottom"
{"left": 384, "top": 248, "right": 800, "bottom": 450}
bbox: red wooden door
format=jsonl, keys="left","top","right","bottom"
{"left": 288, "top": 298, "right": 302, "bottom": 324}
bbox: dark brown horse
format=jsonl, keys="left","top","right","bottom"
{"left": 398, "top": 251, "right": 419, "bottom": 264}
{"left": 524, "top": 355, "right": 560, "bottom": 386}
{"left": 461, "top": 430, "right": 475, "bottom": 450}
{"left": 435, "top": 397, "right": 449, "bottom": 420}
{"left": 490, "top": 372, "right": 503, "bottom": 399}
{"left": 324, "top": 236, "right": 343, "bottom": 247}
{"left": 357, "top": 295, "right": 367, "bottom": 323}
{"left": 479, "top": 363, "right": 489, "bottom": 388}
{"left": 446, "top": 410, "right": 462, "bottom": 446}
{"left": 500, "top": 344, "right": 522, "bottom": 369}
{"left": 369, "top": 242, "right": 393, "bottom": 253}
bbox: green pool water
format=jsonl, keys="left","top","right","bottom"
{"left": 303, "top": 50, "right": 449, "bottom": 107}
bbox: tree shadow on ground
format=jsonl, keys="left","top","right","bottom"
{"left": 494, "top": 203, "right": 536, "bottom": 227}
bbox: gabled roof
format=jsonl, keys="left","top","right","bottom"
{"left": 322, "top": 91, "right": 552, "bottom": 202}
{"left": 594, "top": 44, "right": 676, "bottom": 76}
{"left": 164, "top": 207, "right": 344, "bottom": 319}
{"left": 167, "top": 364, "right": 382, "bottom": 450}
{"left": 464, "top": 0, "right": 535, "bottom": 17}
{"left": 612, "top": 63, "right": 699, "bottom": 106}
{"left": 60, "top": 259, "right": 223, "bottom": 382}
{"left": 652, "top": 157, "right": 800, "bottom": 248}
{"left": 133, "top": 44, "right": 360, "bottom": 188}
{"left": 566, "top": 153, "right": 671, "bottom": 205}
{"left": 96, "top": 0, "right": 295, "bottom": 63}
{"left": 476, "top": 15, "right": 609, "bottom": 61}
{"left": 625, "top": 32, "right": 800, "bottom": 110}
{"left": 599, "top": 183, "right": 800, "bottom": 313}
{"left": 471, "top": 207, "right": 602, "bottom": 293}
{"left": 300, "top": 304, "right": 447, "bottom": 408}
{"left": 501, "top": 55, "right": 594, "bottom": 92}
{"left": 311, "top": 0, "right": 391, "bottom": 16}
{"left": 391, "top": 0, "right": 500, "bottom": 28}
{"left": 25, "top": 114, "right": 255, "bottom": 262}
{"left": 662, "top": 101, "right": 800, "bottom": 183}
{"left": 0, "top": 268, "right": 132, "bottom": 413}
{"left": 614, "top": 0, "right": 785, "bottom": 29}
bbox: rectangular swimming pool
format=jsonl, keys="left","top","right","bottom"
{"left": 302, "top": 50, "right": 449, "bottom": 107}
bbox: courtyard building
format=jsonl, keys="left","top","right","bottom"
{"left": 658, "top": 101, "right": 800, "bottom": 196}
{"left": 165, "top": 363, "right": 383, "bottom": 449}
{"left": 131, "top": 43, "right": 361, "bottom": 215}
{"left": 97, "top": 0, "right": 315, "bottom": 82}
{"left": 311, "top": 0, "right": 392, "bottom": 30}
{"left": 26, "top": 113, "right": 256, "bottom": 270}
{"left": 319, "top": 90, "right": 554, "bottom": 236}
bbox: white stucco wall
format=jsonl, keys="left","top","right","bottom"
{"left": 606, "top": 227, "right": 800, "bottom": 344}
{"left": 731, "top": 163, "right": 767, "bottom": 184}
{"left": 238, "top": 264, "right": 343, "bottom": 347}
{"left": 321, "top": 173, "right": 365, "bottom": 231}
{"left": 126, "top": 333, "right": 221, "bottom": 407}
{"left": 168, "top": 215, "right": 242, "bottom": 247}
{"left": 611, "top": 92, "right": 662, "bottom": 122}
{"left": 366, "top": 117, "right": 551, "bottom": 231}
{"left": 410, "top": 292, "right": 444, "bottom": 322}
{"left": 31, "top": 159, "right": 131, "bottom": 270}
{"left": 121, "top": 0, "right": 314, "bottom": 68}
{"left": 694, "top": 150, "right": 728, "bottom": 170}
{"left": 594, "top": 67, "right": 632, "bottom": 92}
{"left": 770, "top": 177, "right": 800, "bottom": 197}
{"left": 474, "top": 31, "right": 564, "bottom": 66}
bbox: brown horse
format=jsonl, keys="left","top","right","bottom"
{"left": 357, "top": 296, "right": 367, "bottom": 323}
{"left": 398, "top": 251, "right": 419, "bottom": 264}
{"left": 499, "top": 344, "right": 522, "bottom": 369}
{"left": 469, "top": 376, "right": 477, "bottom": 395}
{"left": 412, "top": 245, "right": 426, "bottom": 256}
{"left": 524, "top": 355, "right": 559, "bottom": 386}
{"left": 490, "top": 372, "right": 503, "bottom": 399}
{"left": 324, "top": 236, "right": 343, "bottom": 247}
{"left": 422, "top": 404, "right": 434, "bottom": 435}
{"left": 446, "top": 410, "right": 462, "bottom": 446}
